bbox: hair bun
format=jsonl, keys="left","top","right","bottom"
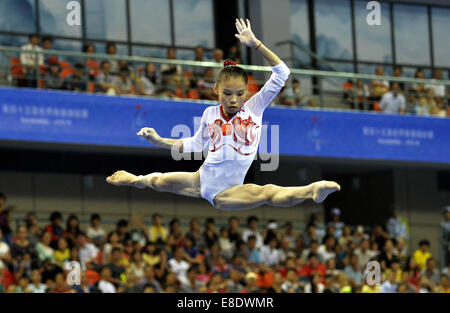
{"left": 223, "top": 59, "right": 237, "bottom": 67}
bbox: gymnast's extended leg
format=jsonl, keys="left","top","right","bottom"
{"left": 106, "top": 170, "right": 201, "bottom": 198}
{"left": 213, "top": 181, "right": 341, "bottom": 211}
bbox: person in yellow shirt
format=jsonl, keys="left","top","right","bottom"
{"left": 361, "top": 283, "right": 381, "bottom": 293}
{"left": 54, "top": 237, "right": 70, "bottom": 267}
{"left": 148, "top": 213, "right": 167, "bottom": 243}
{"left": 413, "top": 240, "right": 432, "bottom": 271}
{"left": 384, "top": 260, "right": 403, "bottom": 283}
{"left": 142, "top": 242, "right": 160, "bottom": 266}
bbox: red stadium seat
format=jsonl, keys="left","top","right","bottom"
{"left": 10, "top": 57, "right": 23, "bottom": 78}
{"left": 187, "top": 89, "right": 200, "bottom": 99}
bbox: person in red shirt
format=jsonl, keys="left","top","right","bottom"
{"left": 298, "top": 253, "right": 327, "bottom": 281}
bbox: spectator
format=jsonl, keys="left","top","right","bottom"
{"left": 83, "top": 43, "right": 100, "bottom": 79}
{"left": 410, "top": 68, "right": 427, "bottom": 98}
{"left": 227, "top": 216, "right": 241, "bottom": 247}
{"left": 138, "top": 265, "right": 162, "bottom": 293}
{"left": 86, "top": 213, "right": 106, "bottom": 247}
{"left": 368, "top": 66, "right": 390, "bottom": 110}
{"left": 202, "top": 218, "right": 218, "bottom": 249}
{"left": 338, "top": 225, "right": 353, "bottom": 246}
{"left": 0, "top": 206, "right": 13, "bottom": 246}
{"left": 75, "top": 232, "right": 98, "bottom": 270}
{"left": 327, "top": 208, "right": 345, "bottom": 239}
{"left": 354, "top": 238, "right": 376, "bottom": 269}
{"left": 212, "top": 48, "right": 224, "bottom": 78}
{"left": 27, "top": 270, "right": 47, "bottom": 293}
{"left": 35, "top": 231, "right": 55, "bottom": 264}
{"left": 381, "top": 271, "right": 398, "bottom": 293}
{"left": 218, "top": 227, "right": 233, "bottom": 260}
{"left": 41, "top": 35, "right": 56, "bottom": 65}
{"left": 379, "top": 82, "right": 406, "bottom": 114}
{"left": 430, "top": 96, "right": 447, "bottom": 117}
{"left": 242, "top": 216, "right": 263, "bottom": 249}
{"left": 184, "top": 218, "right": 205, "bottom": 251}
{"left": 353, "top": 225, "right": 368, "bottom": 245}
{"left": 64, "top": 214, "right": 81, "bottom": 249}
{"left": 137, "top": 63, "right": 158, "bottom": 96}
{"left": 25, "top": 212, "right": 42, "bottom": 246}
{"left": 154, "top": 70, "right": 178, "bottom": 99}
{"left": 386, "top": 206, "right": 409, "bottom": 242}
{"left": 106, "top": 247, "right": 126, "bottom": 287}
{"left": 299, "top": 253, "right": 327, "bottom": 280}
{"left": 304, "top": 273, "right": 325, "bottom": 293}
{"left": 422, "top": 258, "right": 440, "bottom": 286}
{"left": 20, "top": 34, "right": 44, "bottom": 88}
{"left": 45, "top": 211, "right": 64, "bottom": 248}
{"left": 129, "top": 214, "right": 148, "bottom": 248}
{"left": 260, "top": 237, "right": 281, "bottom": 267}
{"left": 344, "top": 79, "right": 370, "bottom": 111}
{"left": 115, "top": 219, "right": 130, "bottom": 244}
{"left": 191, "top": 45, "right": 207, "bottom": 82}
{"left": 280, "top": 269, "right": 301, "bottom": 293}
{"left": 168, "top": 218, "right": 184, "bottom": 247}
{"left": 439, "top": 206, "right": 450, "bottom": 270}
{"left": 243, "top": 271, "right": 260, "bottom": 293}
{"left": 160, "top": 47, "right": 182, "bottom": 76}
{"left": 226, "top": 269, "right": 244, "bottom": 292}
{"left": 414, "top": 96, "right": 430, "bottom": 116}
{"left": 105, "top": 42, "right": 120, "bottom": 74}
{"left": 377, "top": 239, "right": 399, "bottom": 271}
{"left": 245, "top": 235, "right": 261, "bottom": 265}
{"left": 426, "top": 69, "right": 445, "bottom": 98}
{"left": 180, "top": 265, "right": 203, "bottom": 293}
{"left": 227, "top": 45, "right": 240, "bottom": 62}
{"left": 393, "top": 66, "right": 405, "bottom": 91}
{"left": 371, "top": 225, "right": 389, "bottom": 252}
{"left": 168, "top": 246, "right": 189, "bottom": 285}
{"left": 95, "top": 60, "right": 118, "bottom": 94}
{"left": 318, "top": 235, "right": 337, "bottom": 263}
{"left": 54, "top": 237, "right": 70, "bottom": 268}
{"left": 0, "top": 229, "right": 11, "bottom": 269}
{"left": 308, "top": 210, "right": 326, "bottom": 243}
{"left": 197, "top": 68, "right": 217, "bottom": 100}
{"left": 11, "top": 225, "right": 36, "bottom": 268}
{"left": 148, "top": 213, "right": 167, "bottom": 245}
{"left": 344, "top": 254, "right": 363, "bottom": 286}
{"left": 114, "top": 66, "right": 134, "bottom": 95}
{"left": 44, "top": 61, "right": 63, "bottom": 90}
{"left": 97, "top": 266, "right": 116, "bottom": 293}
{"left": 413, "top": 240, "right": 432, "bottom": 271}
{"left": 62, "top": 63, "right": 87, "bottom": 92}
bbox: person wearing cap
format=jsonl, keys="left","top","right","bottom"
{"left": 386, "top": 206, "right": 409, "bottom": 242}
{"left": 327, "top": 208, "right": 345, "bottom": 239}
{"left": 439, "top": 206, "right": 450, "bottom": 270}
{"left": 242, "top": 216, "right": 263, "bottom": 249}
{"left": 243, "top": 271, "right": 260, "bottom": 293}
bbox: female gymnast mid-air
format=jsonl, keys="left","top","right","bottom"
{"left": 106, "top": 18, "right": 341, "bottom": 211}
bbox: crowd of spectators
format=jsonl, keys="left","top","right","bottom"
{"left": 0, "top": 192, "right": 449, "bottom": 293}
{"left": 343, "top": 66, "right": 449, "bottom": 117}
{"left": 12, "top": 34, "right": 253, "bottom": 102}
{"left": 5, "top": 34, "right": 450, "bottom": 116}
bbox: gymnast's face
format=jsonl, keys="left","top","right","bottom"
{"left": 214, "top": 77, "right": 248, "bottom": 116}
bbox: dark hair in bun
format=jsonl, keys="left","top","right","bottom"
{"left": 217, "top": 59, "right": 248, "bottom": 86}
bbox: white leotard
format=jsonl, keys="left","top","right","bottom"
{"left": 182, "top": 61, "right": 290, "bottom": 207}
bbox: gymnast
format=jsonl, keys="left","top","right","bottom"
{"left": 107, "top": 18, "right": 340, "bottom": 211}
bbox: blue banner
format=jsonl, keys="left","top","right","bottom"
{"left": 0, "top": 87, "right": 449, "bottom": 164}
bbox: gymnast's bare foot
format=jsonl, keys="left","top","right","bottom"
{"left": 310, "top": 180, "right": 341, "bottom": 203}
{"left": 106, "top": 170, "right": 143, "bottom": 188}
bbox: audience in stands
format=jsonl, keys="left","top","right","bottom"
{"left": 7, "top": 34, "right": 449, "bottom": 117}
{"left": 0, "top": 192, "right": 449, "bottom": 293}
